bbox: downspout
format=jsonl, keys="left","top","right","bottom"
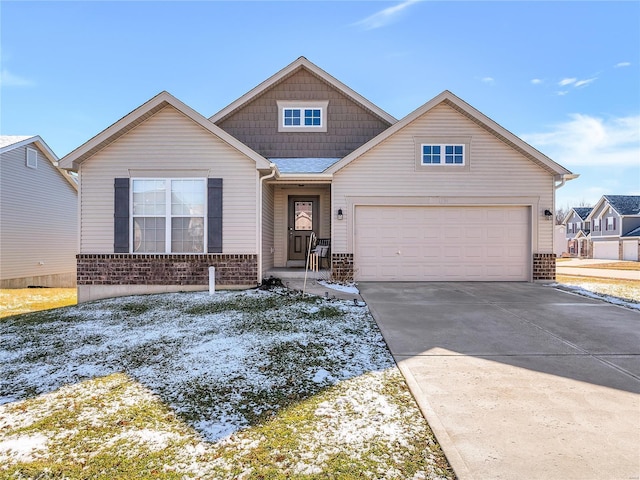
{"left": 258, "top": 163, "right": 277, "bottom": 285}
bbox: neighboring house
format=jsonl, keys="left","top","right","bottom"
{"left": 563, "top": 207, "right": 593, "bottom": 258}
{"left": 58, "top": 57, "right": 576, "bottom": 303}
{"left": 0, "top": 136, "right": 78, "bottom": 288}
{"left": 586, "top": 195, "right": 640, "bottom": 261}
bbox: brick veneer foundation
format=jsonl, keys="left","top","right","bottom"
{"left": 532, "top": 253, "right": 556, "bottom": 281}
{"left": 77, "top": 254, "right": 258, "bottom": 287}
{"left": 331, "top": 253, "right": 354, "bottom": 282}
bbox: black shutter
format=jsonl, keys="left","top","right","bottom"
{"left": 114, "top": 178, "right": 129, "bottom": 253}
{"left": 208, "top": 178, "right": 223, "bottom": 253}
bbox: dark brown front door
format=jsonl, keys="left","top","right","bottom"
{"left": 288, "top": 196, "right": 319, "bottom": 261}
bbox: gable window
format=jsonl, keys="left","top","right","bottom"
{"left": 422, "top": 144, "right": 464, "bottom": 165}
{"left": 277, "top": 100, "right": 328, "bottom": 132}
{"left": 415, "top": 136, "right": 471, "bottom": 171}
{"left": 26, "top": 147, "right": 38, "bottom": 169}
{"left": 605, "top": 216, "right": 616, "bottom": 232}
{"left": 131, "top": 179, "right": 206, "bottom": 253}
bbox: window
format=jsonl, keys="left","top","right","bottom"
{"left": 131, "top": 179, "right": 206, "bottom": 253}
{"left": 605, "top": 216, "right": 616, "bottom": 232}
{"left": 422, "top": 144, "right": 464, "bottom": 165}
{"left": 283, "top": 108, "right": 322, "bottom": 127}
{"left": 593, "top": 219, "right": 601, "bottom": 232}
{"left": 415, "top": 137, "right": 470, "bottom": 171}
{"left": 277, "top": 100, "right": 328, "bottom": 132}
{"left": 26, "top": 147, "right": 38, "bottom": 169}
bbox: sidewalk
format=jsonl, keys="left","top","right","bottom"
{"left": 557, "top": 259, "right": 640, "bottom": 280}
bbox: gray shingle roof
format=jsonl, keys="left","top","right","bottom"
{"left": 603, "top": 195, "right": 640, "bottom": 216}
{"left": 623, "top": 225, "right": 640, "bottom": 238}
{"left": 270, "top": 158, "right": 340, "bottom": 174}
{"left": 572, "top": 207, "right": 593, "bottom": 219}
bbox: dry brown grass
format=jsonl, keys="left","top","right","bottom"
{"left": 0, "top": 288, "right": 77, "bottom": 319}
{"left": 556, "top": 275, "right": 640, "bottom": 303}
{"left": 567, "top": 262, "right": 640, "bottom": 271}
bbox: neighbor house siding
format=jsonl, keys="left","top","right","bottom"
{"left": 273, "top": 185, "right": 331, "bottom": 267}
{"left": 0, "top": 143, "right": 77, "bottom": 287}
{"left": 215, "top": 69, "right": 391, "bottom": 158}
{"left": 78, "top": 106, "right": 258, "bottom": 254}
{"left": 332, "top": 103, "right": 553, "bottom": 253}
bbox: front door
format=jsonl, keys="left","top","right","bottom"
{"left": 288, "top": 196, "right": 319, "bottom": 262}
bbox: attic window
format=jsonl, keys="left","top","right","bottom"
{"left": 26, "top": 147, "right": 38, "bottom": 169}
{"left": 277, "top": 100, "right": 328, "bottom": 133}
{"left": 414, "top": 136, "right": 471, "bottom": 172}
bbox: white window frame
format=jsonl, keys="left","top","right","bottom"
{"left": 414, "top": 136, "right": 471, "bottom": 172}
{"left": 421, "top": 144, "right": 465, "bottom": 166}
{"left": 277, "top": 100, "right": 328, "bottom": 132}
{"left": 130, "top": 178, "right": 207, "bottom": 254}
{"left": 26, "top": 147, "right": 38, "bottom": 169}
{"left": 593, "top": 218, "right": 601, "bottom": 232}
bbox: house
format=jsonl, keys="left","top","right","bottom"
{"left": 563, "top": 207, "right": 593, "bottom": 258}
{"left": 0, "top": 136, "right": 78, "bottom": 288}
{"left": 586, "top": 195, "right": 640, "bottom": 261}
{"left": 58, "top": 57, "right": 576, "bottom": 302}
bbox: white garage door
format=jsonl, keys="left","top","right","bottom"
{"left": 355, "top": 206, "right": 530, "bottom": 281}
{"left": 622, "top": 240, "right": 638, "bottom": 261}
{"left": 593, "top": 241, "right": 619, "bottom": 260}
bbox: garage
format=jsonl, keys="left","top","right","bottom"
{"left": 622, "top": 240, "right": 638, "bottom": 261}
{"left": 354, "top": 205, "right": 530, "bottom": 281}
{"left": 593, "top": 241, "right": 620, "bottom": 260}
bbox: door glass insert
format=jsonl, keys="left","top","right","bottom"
{"left": 294, "top": 201, "right": 313, "bottom": 231}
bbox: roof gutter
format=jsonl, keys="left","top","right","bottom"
{"left": 257, "top": 163, "right": 278, "bottom": 284}
{"left": 555, "top": 173, "right": 580, "bottom": 190}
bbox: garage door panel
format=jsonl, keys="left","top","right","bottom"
{"left": 355, "top": 206, "right": 530, "bottom": 281}
{"left": 593, "top": 241, "right": 619, "bottom": 260}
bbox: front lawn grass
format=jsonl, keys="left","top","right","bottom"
{"left": 556, "top": 275, "right": 640, "bottom": 303}
{"left": 0, "top": 289, "right": 455, "bottom": 479}
{"left": 565, "top": 261, "right": 640, "bottom": 271}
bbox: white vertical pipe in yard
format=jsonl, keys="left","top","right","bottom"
{"left": 209, "top": 266, "right": 216, "bottom": 295}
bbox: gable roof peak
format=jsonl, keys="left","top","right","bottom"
{"left": 209, "top": 56, "right": 397, "bottom": 125}
{"left": 58, "top": 90, "right": 271, "bottom": 171}
{"left": 602, "top": 195, "right": 640, "bottom": 215}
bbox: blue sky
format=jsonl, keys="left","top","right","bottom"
{"left": 2, "top": 0, "right": 638, "bottom": 209}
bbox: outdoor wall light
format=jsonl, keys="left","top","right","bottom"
{"left": 544, "top": 209, "right": 553, "bottom": 220}
{"left": 337, "top": 208, "right": 343, "bottom": 220}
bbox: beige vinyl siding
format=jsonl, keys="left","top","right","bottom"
{"left": 0, "top": 144, "right": 78, "bottom": 286}
{"left": 262, "top": 183, "right": 275, "bottom": 273}
{"left": 332, "top": 103, "right": 554, "bottom": 254}
{"left": 273, "top": 185, "right": 331, "bottom": 267}
{"left": 79, "top": 106, "right": 258, "bottom": 254}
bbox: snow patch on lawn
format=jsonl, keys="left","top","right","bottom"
{"left": 318, "top": 280, "right": 360, "bottom": 294}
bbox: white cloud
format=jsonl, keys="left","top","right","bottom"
{"left": 353, "top": 0, "right": 421, "bottom": 30}
{"left": 558, "top": 78, "right": 577, "bottom": 86}
{"left": 531, "top": 78, "right": 543, "bottom": 85}
{"left": 615, "top": 62, "right": 631, "bottom": 68}
{"left": 574, "top": 78, "right": 596, "bottom": 87}
{"left": 556, "top": 90, "right": 569, "bottom": 96}
{"left": 0, "top": 69, "right": 35, "bottom": 87}
{"left": 521, "top": 114, "right": 640, "bottom": 167}
{"left": 481, "top": 76, "right": 495, "bottom": 84}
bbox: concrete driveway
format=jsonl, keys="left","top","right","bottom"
{"left": 359, "top": 282, "right": 640, "bottom": 480}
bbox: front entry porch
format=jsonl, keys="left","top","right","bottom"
{"left": 266, "top": 183, "right": 332, "bottom": 270}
